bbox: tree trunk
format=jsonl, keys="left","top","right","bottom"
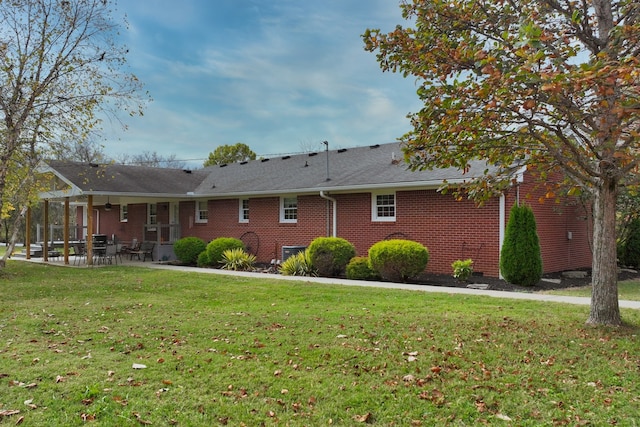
{"left": 0, "top": 205, "right": 28, "bottom": 270}
{"left": 587, "top": 180, "right": 621, "bottom": 326}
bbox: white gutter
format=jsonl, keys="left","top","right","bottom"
{"left": 319, "top": 191, "right": 337, "bottom": 237}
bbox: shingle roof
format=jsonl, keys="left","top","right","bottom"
{"left": 193, "top": 142, "right": 497, "bottom": 196}
{"left": 40, "top": 160, "right": 209, "bottom": 196}
{"left": 40, "top": 142, "right": 499, "bottom": 199}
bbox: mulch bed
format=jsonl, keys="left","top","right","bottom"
{"left": 412, "top": 268, "right": 640, "bottom": 293}
{"left": 166, "top": 261, "right": 639, "bottom": 293}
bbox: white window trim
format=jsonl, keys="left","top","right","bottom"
{"left": 147, "top": 203, "right": 157, "bottom": 225}
{"left": 280, "top": 196, "right": 298, "bottom": 223}
{"left": 195, "top": 200, "right": 208, "bottom": 224}
{"left": 239, "top": 199, "right": 249, "bottom": 223}
{"left": 371, "top": 192, "right": 396, "bottom": 222}
{"left": 120, "top": 204, "right": 128, "bottom": 222}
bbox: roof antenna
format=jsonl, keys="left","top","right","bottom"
{"left": 322, "top": 141, "right": 330, "bottom": 181}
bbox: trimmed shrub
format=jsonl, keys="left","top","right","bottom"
{"left": 368, "top": 239, "right": 429, "bottom": 282}
{"left": 307, "top": 237, "right": 356, "bottom": 277}
{"left": 500, "top": 203, "right": 543, "bottom": 286}
{"left": 279, "top": 250, "right": 317, "bottom": 276}
{"left": 620, "top": 217, "right": 640, "bottom": 268}
{"left": 173, "top": 237, "right": 206, "bottom": 265}
{"left": 206, "top": 237, "right": 245, "bottom": 267}
{"left": 221, "top": 248, "right": 256, "bottom": 271}
{"left": 196, "top": 250, "right": 210, "bottom": 267}
{"left": 346, "top": 256, "right": 381, "bottom": 281}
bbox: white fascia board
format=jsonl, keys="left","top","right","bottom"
{"left": 36, "top": 161, "right": 78, "bottom": 190}
{"left": 87, "top": 191, "right": 189, "bottom": 198}
{"left": 190, "top": 178, "right": 472, "bottom": 199}
{"left": 38, "top": 188, "right": 85, "bottom": 199}
{"left": 42, "top": 178, "right": 480, "bottom": 201}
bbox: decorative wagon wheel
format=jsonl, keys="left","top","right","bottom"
{"left": 240, "top": 231, "right": 260, "bottom": 256}
{"left": 384, "top": 232, "right": 410, "bottom": 241}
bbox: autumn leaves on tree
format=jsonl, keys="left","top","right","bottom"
{"left": 364, "top": 0, "right": 639, "bottom": 325}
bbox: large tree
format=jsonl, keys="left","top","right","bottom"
{"left": 204, "top": 142, "right": 257, "bottom": 167}
{"left": 364, "top": 0, "right": 639, "bottom": 325}
{"left": 0, "top": 0, "right": 147, "bottom": 267}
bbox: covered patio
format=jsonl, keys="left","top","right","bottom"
{"left": 32, "top": 160, "right": 195, "bottom": 266}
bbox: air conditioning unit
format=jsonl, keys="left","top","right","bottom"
{"left": 281, "top": 245, "right": 306, "bottom": 262}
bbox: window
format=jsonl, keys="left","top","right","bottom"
{"left": 120, "top": 204, "right": 128, "bottom": 222}
{"left": 195, "top": 200, "right": 208, "bottom": 223}
{"left": 372, "top": 192, "right": 396, "bottom": 222}
{"left": 280, "top": 196, "right": 297, "bottom": 223}
{"left": 148, "top": 203, "right": 157, "bottom": 225}
{"left": 239, "top": 199, "right": 249, "bottom": 223}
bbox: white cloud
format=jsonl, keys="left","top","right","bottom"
{"left": 106, "top": 0, "right": 419, "bottom": 164}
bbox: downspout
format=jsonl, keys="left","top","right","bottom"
{"left": 319, "top": 191, "right": 337, "bottom": 237}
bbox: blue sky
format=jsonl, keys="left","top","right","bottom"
{"left": 107, "top": 1, "right": 421, "bottom": 167}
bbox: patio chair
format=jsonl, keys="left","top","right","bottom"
{"left": 112, "top": 236, "right": 124, "bottom": 264}
{"left": 130, "top": 241, "right": 155, "bottom": 262}
{"left": 92, "top": 234, "right": 108, "bottom": 265}
{"left": 72, "top": 243, "right": 86, "bottom": 265}
{"left": 104, "top": 243, "right": 118, "bottom": 265}
{"left": 120, "top": 238, "right": 139, "bottom": 255}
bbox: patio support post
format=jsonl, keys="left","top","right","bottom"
{"left": 87, "top": 195, "right": 93, "bottom": 266}
{"left": 64, "top": 197, "right": 70, "bottom": 265}
{"left": 43, "top": 200, "right": 49, "bottom": 262}
{"left": 26, "top": 206, "right": 31, "bottom": 260}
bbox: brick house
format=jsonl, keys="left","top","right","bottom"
{"left": 37, "top": 142, "right": 592, "bottom": 277}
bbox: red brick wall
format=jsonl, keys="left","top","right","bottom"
{"left": 79, "top": 203, "right": 156, "bottom": 246}
{"left": 78, "top": 175, "right": 592, "bottom": 277}
{"left": 166, "top": 191, "right": 502, "bottom": 276}
{"left": 335, "top": 191, "right": 502, "bottom": 276}
{"left": 504, "top": 174, "right": 592, "bottom": 274}
{"left": 186, "top": 196, "right": 329, "bottom": 262}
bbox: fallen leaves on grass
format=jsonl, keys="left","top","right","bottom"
{"left": 418, "top": 389, "right": 446, "bottom": 406}
{"left": 353, "top": 412, "right": 373, "bottom": 423}
{"left": 80, "top": 413, "right": 96, "bottom": 422}
{"left": 133, "top": 412, "right": 153, "bottom": 425}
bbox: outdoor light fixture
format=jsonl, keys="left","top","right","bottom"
{"left": 104, "top": 197, "right": 112, "bottom": 211}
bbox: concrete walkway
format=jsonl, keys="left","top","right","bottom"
{"left": 14, "top": 256, "right": 640, "bottom": 310}
{"left": 143, "top": 262, "right": 640, "bottom": 310}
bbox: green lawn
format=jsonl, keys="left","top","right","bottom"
{"left": 546, "top": 279, "right": 640, "bottom": 301}
{"left": 1, "top": 261, "right": 639, "bottom": 426}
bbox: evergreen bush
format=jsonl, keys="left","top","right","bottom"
{"left": 368, "top": 239, "right": 429, "bottom": 282}
{"left": 499, "top": 203, "right": 543, "bottom": 286}
{"left": 173, "top": 237, "right": 206, "bottom": 265}
{"left": 620, "top": 217, "right": 640, "bottom": 267}
{"left": 346, "top": 256, "right": 381, "bottom": 281}
{"left": 196, "top": 250, "right": 210, "bottom": 267}
{"left": 307, "top": 237, "right": 356, "bottom": 277}
{"left": 206, "top": 237, "right": 244, "bottom": 267}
